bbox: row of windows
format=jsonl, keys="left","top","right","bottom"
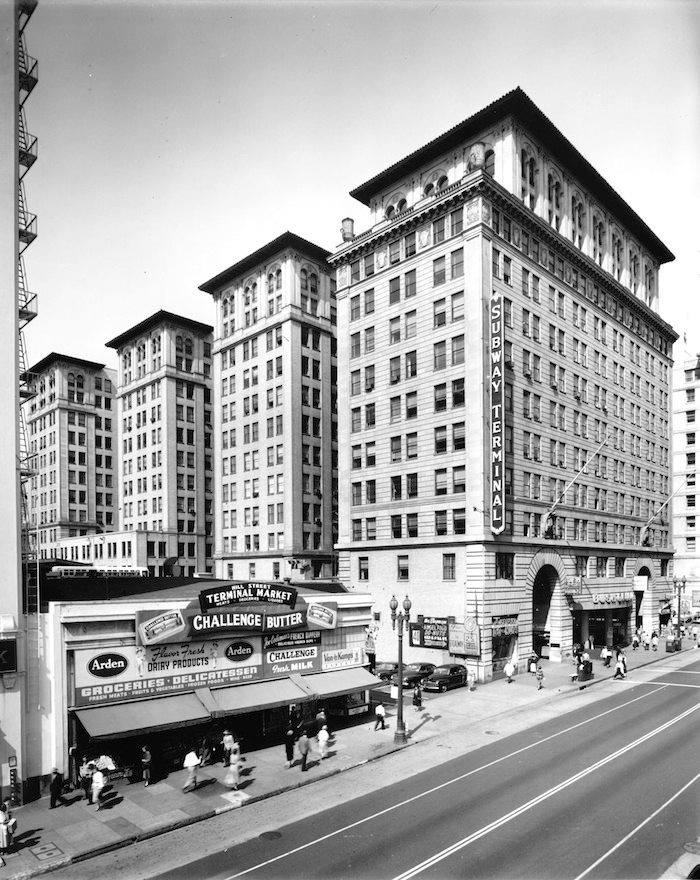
{"left": 492, "top": 205, "right": 668, "bottom": 354}
{"left": 356, "top": 552, "right": 459, "bottom": 582}
{"left": 352, "top": 509, "right": 467, "bottom": 542}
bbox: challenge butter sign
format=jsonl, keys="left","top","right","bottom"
{"left": 490, "top": 290, "right": 505, "bottom": 535}
{"left": 199, "top": 581, "right": 297, "bottom": 614}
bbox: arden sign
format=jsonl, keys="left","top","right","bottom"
{"left": 490, "top": 290, "right": 505, "bottom": 535}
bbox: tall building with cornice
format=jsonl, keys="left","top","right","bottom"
{"left": 330, "top": 88, "right": 677, "bottom": 679}
{"left": 24, "top": 354, "right": 118, "bottom": 557}
{"left": 199, "top": 232, "right": 338, "bottom": 583}
{"left": 105, "top": 310, "right": 214, "bottom": 576}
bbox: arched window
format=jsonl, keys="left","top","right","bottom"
{"left": 385, "top": 205, "right": 395, "bottom": 220}
{"left": 611, "top": 232, "right": 623, "bottom": 281}
{"left": 521, "top": 149, "right": 537, "bottom": 209}
{"left": 629, "top": 250, "right": 640, "bottom": 295}
{"left": 437, "top": 175, "right": 449, "bottom": 191}
{"left": 175, "top": 335, "right": 184, "bottom": 352}
{"left": 222, "top": 297, "right": 229, "bottom": 318}
{"left": 484, "top": 150, "right": 495, "bottom": 176}
{"left": 67, "top": 372, "right": 75, "bottom": 401}
{"left": 423, "top": 182, "right": 435, "bottom": 197}
{"left": 593, "top": 216, "right": 605, "bottom": 266}
{"left": 184, "top": 337, "right": 193, "bottom": 356}
{"left": 644, "top": 264, "right": 655, "bottom": 305}
{"left": 300, "top": 269, "right": 308, "bottom": 290}
{"left": 75, "top": 374, "right": 84, "bottom": 403}
{"left": 267, "top": 273, "right": 275, "bottom": 295}
{"left": 397, "top": 198, "right": 407, "bottom": 213}
{"left": 309, "top": 273, "right": 318, "bottom": 294}
{"left": 547, "top": 173, "right": 562, "bottom": 231}
{"left": 275, "top": 269, "right": 282, "bottom": 290}
{"left": 571, "top": 195, "right": 585, "bottom": 248}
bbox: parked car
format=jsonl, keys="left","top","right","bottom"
{"left": 423, "top": 663, "right": 468, "bottom": 692}
{"left": 391, "top": 663, "right": 436, "bottom": 688}
{"left": 375, "top": 662, "right": 399, "bottom": 682}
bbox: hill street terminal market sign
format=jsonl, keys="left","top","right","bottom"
{"left": 198, "top": 581, "right": 298, "bottom": 614}
{"left": 136, "top": 598, "right": 338, "bottom": 646}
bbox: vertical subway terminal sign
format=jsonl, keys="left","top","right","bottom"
{"left": 490, "top": 290, "right": 505, "bottom": 534}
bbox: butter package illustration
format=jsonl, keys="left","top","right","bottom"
{"left": 305, "top": 602, "right": 337, "bottom": 630}
{"left": 138, "top": 609, "right": 186, "bottom": 645}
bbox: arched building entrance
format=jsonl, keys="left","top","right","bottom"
{"left": 532, "top": 565, "right": 558, "bottom": 657}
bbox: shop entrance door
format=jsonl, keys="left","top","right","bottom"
{"left": 532, "top": 565, "right": 558, "bottom": 657}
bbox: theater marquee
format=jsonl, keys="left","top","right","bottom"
{"left": 490, "top": 290, "right": 505, "bottom": 535}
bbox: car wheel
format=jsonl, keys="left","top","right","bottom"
{"left": 439, "top": 683, "right": 446, "bottom": 693}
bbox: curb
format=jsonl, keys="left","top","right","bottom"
{"left": 8, "top": 646, "right": 694, "bottom": 880}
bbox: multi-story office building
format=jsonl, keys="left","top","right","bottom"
{"left": 199, "top": 231, "right": 338, "bottom": 582}
{"left": 105, "top": 310, "right": 214, "bottom": 576}
{"left": 331, "top": 88, "right": 677, "bottom": 678}
{"left": 24, "top": 354, "right": 117, "bottom": 557}
{"left": 672, "top": 351, "right": 700, "bottom": 615}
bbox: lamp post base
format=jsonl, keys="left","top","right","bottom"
{"left": 394, "top": 725, "right": 408, "bottom": 745}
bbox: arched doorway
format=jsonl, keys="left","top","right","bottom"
{"left": 634, "top": 566, "right": 651, "bottom": 630}
{"left": 532, "top": 565, "right": 558, "bottom": 657}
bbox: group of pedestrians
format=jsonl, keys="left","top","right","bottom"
{"left": 285, "top": 707, "right": 332, "bottom": 771}
{"left": 632, "top": 628, "right": 659, "bottom": 651}
{"left": 182, "top": 729, "right": 245, "bottom": 792}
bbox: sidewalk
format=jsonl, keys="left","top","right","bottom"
{"left": 1, "top": 638, "right": 695, "bottom": 879}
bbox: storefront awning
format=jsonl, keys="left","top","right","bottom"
{"left": 210, "top": 678, "right": 311, "bottom": 717}
{"left": 74, "top": 692, "right": 211, "bottom": 740}
{"left": 300, "top": 667, "right": 381, "bottom": 699}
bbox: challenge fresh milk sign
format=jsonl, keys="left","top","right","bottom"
{"left": 490, "top": 290, "right": 505, "bottom": 535}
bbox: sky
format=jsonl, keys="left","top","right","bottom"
{"left": 23, "top": 0, "right": 700, "bottom": 371}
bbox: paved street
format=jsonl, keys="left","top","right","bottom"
{"left": 144, "top": 658, "right": 700, "bottom": 880}
{"left": 18, "top": 643, "right": 696, "bottom": 880}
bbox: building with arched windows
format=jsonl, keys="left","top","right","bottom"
{"left": 105, "top": 311, "right": 214, "bottom": 576}
{"left": 199, "top": 231, "right": 338, "bottom": 583}
{"left": 331, "top": 88, "right": 678, "bottom": 680}
{"left": 23, "top": 354, "right": 118, "bottom": 558}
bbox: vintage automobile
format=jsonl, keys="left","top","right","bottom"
{"left": 423, "top": 663, "right": 468, "bottom": 692}
{"left": 374, "top": 661, "right": 399, "bottom": 682}
{"left": 391, "top": 662, "right": 436, "bottom": 689}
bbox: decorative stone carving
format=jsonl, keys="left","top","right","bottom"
{"left": 466, "top": 200, "right": 480, "bottom": 224}
{"left": 512, "top": 227, "right": 521, "bottom": 246}
{"left": 376, "top": 250, "right": 387, "bottom": 269}
{"left": 337, "top": 266, "right": 348, "bottom": 288}
{"left": 468, "top": 142, "right": 485, "bottom": 170}
{"left": 418, "top": 229, "right": 430, "bottom": 249}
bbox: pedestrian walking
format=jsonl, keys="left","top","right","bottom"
{"left": 141, "top": 745, "right": 152, "bottom": 786}
{"left": 317, "top": 725, "right": 330, "bottom": 760}
{"left": 221, "top": 730, "right": 234, "bottom": 766}
{"left": 182, "top": 748, "right": 200, "bottom": 792}
{"left": 198, "top": 736, "right": 212, "bottom": 767}
{"left": 374, "top": 702, "right": 386, "bottom": 730}
{"left": 315, "top": 707, "right": 328, "bottom": 735}
{"left": 224, "top": 742, "right": 241, "bottom": 790}
{"left": 504, "top": 659, "right": 515, "bottom": 683}
{"left": 297, "top": 732, "right": 311, "bottom": 771}
{"left": 79, "top": 757, "right": 93, "bottom": 802}
{"left": 643, "top": 631, "right": 650, "bottom": 650}
{"left": 91, "top": 766, "right": 106, "bottom": 810}
{"left": 0, "top": 802, "right": 16, "bottom": 856}
{"left": 49, "top": 768, "right": 66, "bottom": 809}
{"left": 535, "top": 665, "right": 544, "bottom": 690}
{"left": 284, "top": 727, "right": 295, "bottom": 768}
{"left": 651, "top": 633, "right": 659, "bottom": 651}
{"left": 412, "top": 683, "right": 422, "bottom": 711}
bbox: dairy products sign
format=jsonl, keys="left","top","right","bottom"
{"left": 73, "top": 639, "right": 262, "bottom": 707}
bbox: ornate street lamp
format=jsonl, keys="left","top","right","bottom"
{"left": 390, "top": 594, "right": 412, "bottom": 745}
{"left": 672, "top": 574, "right": 687, "bottom": 648}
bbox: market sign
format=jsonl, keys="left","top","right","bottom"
{"left": 73, "top": 639, "right": 263, "bottom": 707}
{"left": 199, "top": 581, "right": 298, "bottom": 614}
{"left": 489, "top": 290, "right": 505, "bottom": 535}
{"left": 409, "top": 616, "right": 449, "bottom": 650}
{"left": 135, "top": 600, "right": 338, "bottom": 646}
{"left": 491, "top": 615, "right": 518, "bottom": 636}
{"left": 592, "top": 592, "right": 633, "bottom": 605}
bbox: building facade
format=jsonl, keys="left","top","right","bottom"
{"left": 331, "top": 88, "right": 678, "bottom": 679}
{"left": 199, "top": 232, "right": 338, "bottom": 583}
{"left": 672, "top": 352, "right": 700, "bottom": 616}
{"left": 24, "top": 354, "right": 118, "bottom": 557}
{"left": 105, "top": 311, "right": 214, "bottom": 576}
